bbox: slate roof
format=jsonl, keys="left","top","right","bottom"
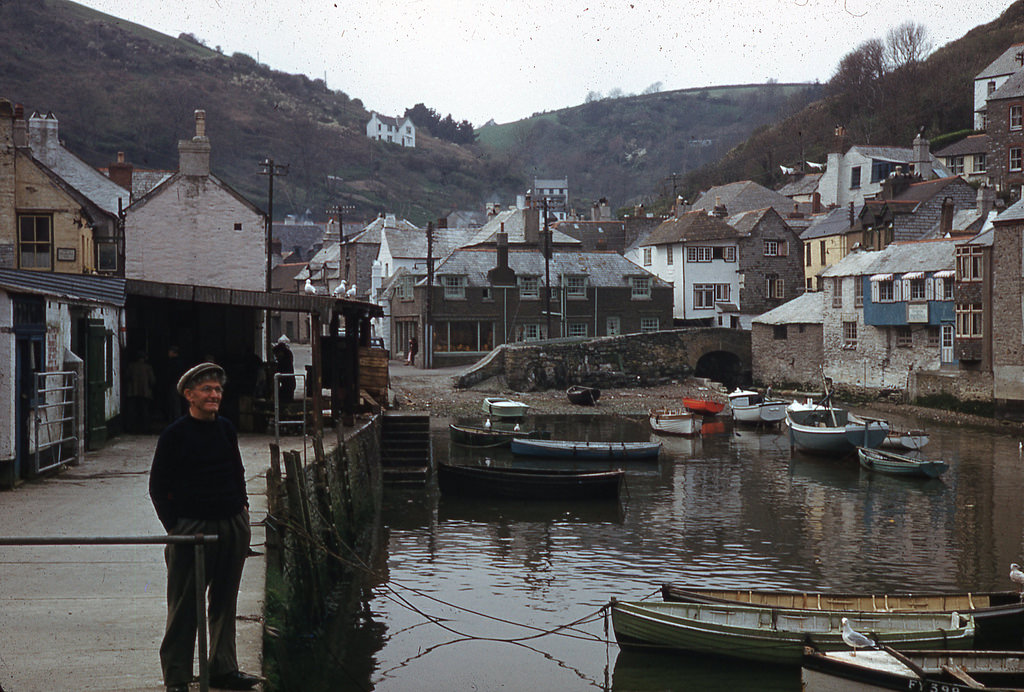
{"left": 934, "top": 134, "right": 991, "bottom": 157}
{"left": 27, "top": 114, "right": 131, "bottom": 215}
{"left": 867, "top": 176, "right": 966, "bottom": 210}
{"left": 800, "top": 207, "right": 853, "bottom": 240}
{"left": 273, "top": 222, "right": 327, "bottom": 261}
{"left": 384, "top": 227, "right": 477, "bottom": 259}
{"left": 976, "top": 43, "right": 1024, "bottom": 80}
{"left": 691, "top": 180, "right": 795, "bottom": 216}
{"left": 988, "top": 68, "right": 1024, "bottom": 101}
{"left": 0, "top": 268, "right": 125, "bottom": 306}
{"left": 777, "top": 173, "right": 821, "bottom": 198}
{"left": 348, "top": 214, "right": 420, "bottom": 245}
{"left": 464, "top": 208, "right": 581, "bottom": 246}
{"left": 640, "top": 211, "right": 739, "bottom": 246}
{"left": 847, "top": 145, "right": 921, "bottom": 162}
{"left": 995, "top": 196, "right": 1024, "bottom": 224}
{"left": 430, "top": 248, "right": 667, "bottom": 288}
{"left": 752, "top": 291, "right": 823, "bottom": 326}
{"left": 820, "top": 239, "right": 956, "bottom": 278}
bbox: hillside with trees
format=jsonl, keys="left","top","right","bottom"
{"left": 674, "top": 3, "right": 1024, "bottom": 207}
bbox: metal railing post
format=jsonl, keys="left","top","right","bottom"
{"left": 194, "top": 536, "right": 209, "bottom": 692}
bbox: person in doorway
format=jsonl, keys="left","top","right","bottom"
{"left": 159, "top": 345, "right": 185, "bottom": 421}
{"left": 126, "top": 351, "right": 156, "bottom": 432}
{"left": 149, "top": 363, "right": 259, "bottom": 692}
{"left": 406, "top": 336, "right": 418, "bottom": 366}
{"left": 271, "top": 335, "right": 295, "bottom": 403}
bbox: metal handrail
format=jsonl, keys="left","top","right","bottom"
{"left": 0, "top": 534, "right": 219, "bottom": 692}
{"left": 273, "top": 372, "right": 308, "bottom": 461}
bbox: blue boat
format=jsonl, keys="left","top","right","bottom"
{"left": 510, "top": 437, "right": 661, "bottom": 460}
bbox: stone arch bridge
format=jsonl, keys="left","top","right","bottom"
{"left": 455, "top": 328, "right": 752, "bottom": 392}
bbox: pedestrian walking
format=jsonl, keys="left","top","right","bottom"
{"left": 149, "top": 362, "right": 260, "bottom": 691}
{"left": 406, "top": 336, "right": 418, "bottom": 366}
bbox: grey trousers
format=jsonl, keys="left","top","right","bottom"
{"left": 160, "top": 509, "right": 251, "bottom": 686}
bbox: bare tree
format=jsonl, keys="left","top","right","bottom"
{"left": 829, "top": 38, "right": 888, "bottom": 93}
{"left": 886, "top": 21, "right": 932, "bottom": 69}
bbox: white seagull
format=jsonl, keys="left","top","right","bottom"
{"left": 332, "top": 280, "right": 347, "bottom": 296}
{"left": 1010, "top": 563, "right": 1024, "bottom": 591}
{"left": 484, "top": 418, "right": 491, "bottom": 429}
{"left": 303, "top": 279, "right": 317, "bottom": 295}
{"left": 513, "top": 423, "right": 521, "bottom": 432}
{"left": 345, "top": 283, "right": 357, "bottom": 297}
{"left": 841, "top": 618, "right": 875, "bottom": 656}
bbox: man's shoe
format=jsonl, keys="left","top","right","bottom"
{"left": 210, "top": 670, "right": 261, "bottom": 690}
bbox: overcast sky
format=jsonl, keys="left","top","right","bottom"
{"left": 77, "top": 0, "right": 1010, "bottom": 126}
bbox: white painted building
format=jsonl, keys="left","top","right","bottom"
{"left": 974, "top": 43, "right": 1024, "bottom": 130}
{"left": 818, "top": 136, "right": 948, "bottom": 209}
{"left": 0, "top": 270, "right": 124, "bottom": 488}
{"left": 366, "top": 112, "right": 416, "bottom": 147}
{"left": 125, "top": 111, "right": 265, "bottom": 291}
{"left": 629, "top": 210, "right": 740, "bottom": 324}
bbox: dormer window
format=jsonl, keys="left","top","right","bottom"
{"left": 564, "top": 275, "right": 587, "bottom": 297}
{"left": 441, "top": 275, "right": 466, "bottom": 299}
{"left": 630, "top": 276, "right": 651, "bottom": 299}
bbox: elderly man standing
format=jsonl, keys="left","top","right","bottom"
{"left": 149, "top": 362, "right": 260, "bottom": 691}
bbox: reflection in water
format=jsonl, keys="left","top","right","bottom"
{"left": 612, "top": 648, "right": 798, "bottom": 691}
{"left": 331, "top": 412, "right": 1024, "bottom": 691}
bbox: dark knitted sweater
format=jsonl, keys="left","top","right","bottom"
{"left": 149, "top": 415, "right": 248, "bottom": 532}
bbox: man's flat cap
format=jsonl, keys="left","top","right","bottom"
{"left": 177, "top": 362, "right": 226, "bottom": 395}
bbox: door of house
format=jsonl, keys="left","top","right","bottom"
{"left": 83, "top": 318, "right": 109, "bottom": 450}
{"left": 941, "top": 324, "right": 954, "bottom": 363}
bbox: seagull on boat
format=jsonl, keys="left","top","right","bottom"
{"left": 513, "top": 423, "right": 521, "bottom": 432}
{"left": 1010, "top": 563, "right": 1024, "bottom": 591}
{"left": 484, "top": 418, "right": 491, "bottom": 429}
{"left": 841, "top": 618, "right": 875, "bottom": 656}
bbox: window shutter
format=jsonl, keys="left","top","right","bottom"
{"left": 779, "top": 240, "right": 788, "bottom": 257}
{"left": 925, "top": 278, "right": 934, "bottom": 300}
{"left": 871, "top": 280, "right": 879, "bottom": 303}
{"left": 897, "top": 279, "right": 906, "bottom": 301}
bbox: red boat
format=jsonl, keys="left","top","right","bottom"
{"left": 681, "top": 397, "right": 725, "bottom": 416}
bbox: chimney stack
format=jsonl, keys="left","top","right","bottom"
{"left": 940, "top": 197, "right": 954, "bottom": 236}
{"left": 487, "top": 226, "right": 516, "bottom": 286}
{"left": 108, "top": 151, "right": 134, "bottom": 193}
{"left": 11, "top": 103, "right": 26, "bottom": 148}
{"left": 812, "top": 191, "right": 822, "bottom": 214}
{"left": 178, "top": 109, "right": 211, "bottom": 176}
{"left": 912, "top": 132, "right": 931, "bottom": 181}
{"left": 712, "top": 196, "right": 727, "bottom": 218}
{"left": 977, "top": 183, "right": 996, "bottom": 217}
{"left": 523, "top": 193, "right": 540, "bottom": 244}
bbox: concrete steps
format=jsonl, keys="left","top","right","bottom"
{"left": 381, "top": 412, "right": 431, "bottom": 484}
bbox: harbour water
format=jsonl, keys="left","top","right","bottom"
{"left": 332, "top": 409, "right": 1024, "bottom": 691}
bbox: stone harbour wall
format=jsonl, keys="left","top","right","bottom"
{"left": 456, "top": 329, "right": 751, "bottom": 392}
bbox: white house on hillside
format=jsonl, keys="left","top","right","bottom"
{"left": 366, "top": 112, "right": 416, "bottom": 147}
{"left": 818, "top": 134, "right": 949, "bottom": 209}
{"left": 974, "top": 43, "right": 1024, "bottom": 130}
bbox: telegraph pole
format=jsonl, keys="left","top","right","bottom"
{"left": 326, "top": 203, "right": 355, "bottom": 286}
{"left": 425, "top": 221, "right": 434, "bottom": 369}
{"left": 258, "top": 157, "right": 289, "bottom": 356}
{"left": 543, "top": 197, "right": 551, "bottom": 338}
